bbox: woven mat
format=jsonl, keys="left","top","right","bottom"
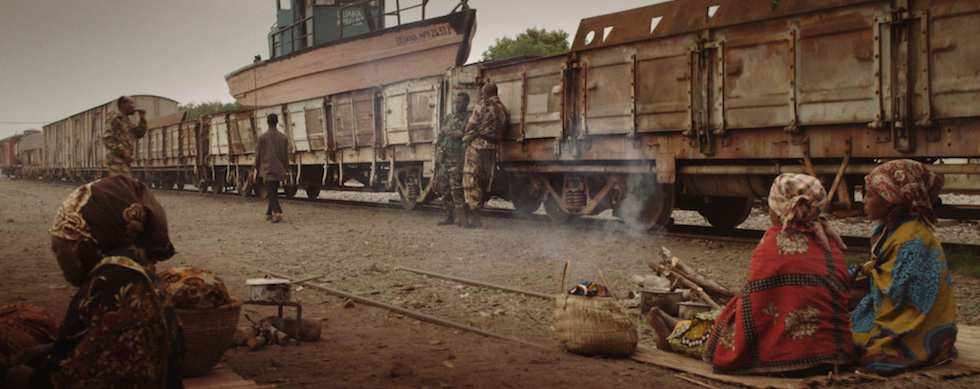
{"left": 629, "top": 325, "right": 980, "bottom": 388}
{"left": 183, "top": 364, "right": 276, "bottom": 389}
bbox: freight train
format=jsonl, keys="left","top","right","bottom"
{"left": 4, "top": 0, "right": 980, "bottom": 230}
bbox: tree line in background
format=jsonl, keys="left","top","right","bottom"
{"left": 481, "top": 27, "right": 570, "bottom": 61}
{"left": 178, "top": 101, "right": 240, "bottom": 120}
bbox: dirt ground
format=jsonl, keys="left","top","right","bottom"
{"left": 2, "top": 176, "right": 979, "bottom": 388}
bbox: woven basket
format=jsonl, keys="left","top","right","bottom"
{"left": 553, "top": 263, "right": 637, "bottom": 356}
{"left": 176, "top": 300, "right": 243, "bottom": 377}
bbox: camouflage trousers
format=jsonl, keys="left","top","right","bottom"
{"left": 462, "top": 147, "right": 496, "bottom": 209}
{"left": 434, "top": 157, "right": 464, "bottom": 209}
{"left": 107, "top": 159, "right": 133, "bottom": 178}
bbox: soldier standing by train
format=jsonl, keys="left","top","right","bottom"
{"left": 434, "top": 92, "right": 471, "bottom": 226}
{"left": 103, "top": 96, "right": 147, "bottom": 178}
{"left": 460, "top": 83, "right": 509, "bottom": 228}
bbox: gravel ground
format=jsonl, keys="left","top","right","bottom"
{"left": 5, "top": 177, "right": 978, "bottom": 388}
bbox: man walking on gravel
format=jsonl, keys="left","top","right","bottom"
{"left": 461, "top": 83, "right": 509, "bottom": 227}
{"left": 434, "top": 92, "right": 470, "bottom": 226}
{"left": 255, "top": 114, "right": 289, "bottom": 223}
{"left": 103, "top": 96, "right": 147, "bottom": 178}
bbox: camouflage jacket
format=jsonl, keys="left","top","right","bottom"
{"left": 103, "top": 111, "right": 147, "bottom": 160}
{"left": 463, "top": 96, "right": 509, "bottom": 150}
{"left": 436, "top": 111, "right": 469, "bottom": 162}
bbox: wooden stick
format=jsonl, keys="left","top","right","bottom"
{"left": 597, "top": 268, "right": 618, "bottom": 301}
{"left": 393, "top": 266, "right": 552, "bottom": 300}
{"left": 666, "top": 266, "right": 735, "bottom": 298}
{"left": 246, "top": 266, "right": 555, "bottom": 352}
{"left": 674, "top": 373, "right": 721, "bottom": 389}
{"left": 560, "top": 261, "right": 569, "bottom": 295}
{"left": 656, "top": 264, "right": 722, "bottom": 310}
{"left": 287, "top": 274, "right": 324, "bottom": 285}
{"left": 656, "top": 247, "right": 734, "bottom": 297}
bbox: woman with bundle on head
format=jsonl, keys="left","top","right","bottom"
{"left": 649, "top": 173, "right": 854, "bottom": 375}
{"left": 850, "top": 159, "right": 957, "bottom": 375}
{"left": 3, "top": 175, "right": 184, "bottom": 388}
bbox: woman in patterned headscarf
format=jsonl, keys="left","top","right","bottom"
{"left": 649, "top": 173, "right": 853, "bottom": 375}
{"left": 850, "top": 159, "right": 956, "bottom": 375}
{"left": 3, "top": 175, "right": 184, "bottom": 389}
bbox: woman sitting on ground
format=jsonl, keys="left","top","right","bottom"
{"left": 3, "top": 175, "right": 184, "bottom": 388}
{"left": 649, "top": 173, "right": 854, "bottom": 375}
{"left": 850, "top": 159, "right": 957, "bottom": 375}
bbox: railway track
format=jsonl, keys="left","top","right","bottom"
{"left": 173, "top": 184, "right": 980, "bottom": 254}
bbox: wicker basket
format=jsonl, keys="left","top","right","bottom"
{"left": 553, "top": 263, "right": 637, "bottom": 356}
{"left": 176, "top": 300, "right": 243, "bottom": 377}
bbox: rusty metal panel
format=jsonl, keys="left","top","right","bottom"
{"left": 209, "top": 114, "right": 230, "bottom": 157}
{"left": 166, "top": 125, "right": 180, "bottom": 160}
{"left": 305, "top": 108, "right": 326, "bottom": 150}
{"left": 331, "top": 89, "right": 377, "bottom": 149}
{"left": 228, "top": 117, "right": 244, "bottom": 155}
{"left": 149, "top": 127, "right": 164, "bottom": 162}
{"left": 571, "top": 0, "right": 881, "bottom": 52}
{"left": 180, "top": 121, "right": 197, "bottom": 158}
{"left": 634, "top": 35, "right": 697, "bottom": 133}
{"left": 796, "top": 7, "right": 880, "bottom": 125}
{"left": 482, "top": 56, "right": 569, "bottom": 140}
{"left": 382, "top": 76, "right": 440, "bottom": 146}
{"left": 713, "top": 20, "right": 795, "bottom": 129}
{"left": 581, "top": 48, "right": 634, "bottom": 136}
{"left": 286, "top": 98, "right": 325, "bottom": 152}
{"left": 927, "top": 0, "right": 980, "bottom": 119}
{"left": 232, "top": 112, "right": 257, "bottom": 154}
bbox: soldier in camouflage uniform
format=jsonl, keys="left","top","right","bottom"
{"left": 434, "top": 93, "right": 471, "bottom": 226}
{"left": 461, "top": 83, "right": 509, "bottom": 227}
{"left": 103, "top": 96, "right": 147, "bottom": 178}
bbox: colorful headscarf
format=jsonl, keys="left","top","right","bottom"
{"left": 50, "top": 175, "right": 174, "bottom": 263}
{"left": 768, "top": 173, "right": 846, "bottom": 251}
{"left": 864, "top": 159, "right": 943, "bottom": 226}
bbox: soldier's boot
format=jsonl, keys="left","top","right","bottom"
{"left": 466, "top": 207, "right": 481, "bottom": 228}
{"left": 454, "top": 205, "right": 469, "bottom": 228}
{"left": 436, "top": 206, "right": 455, "bottom": 226}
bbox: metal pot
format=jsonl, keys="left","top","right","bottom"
{"left": 678, "top": 301, "right": 712, "bottom": 320}
{"left": 245, "top": 278, "right": 291, "bottom": 303}
{"left": 638, "top": 288, "right": 684, "bottom": 316}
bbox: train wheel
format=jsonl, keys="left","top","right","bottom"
{"left": 394, "top": 167, "right": 424, "bottom": 211}
{"left": 304, "top": 182, "right": 321, "bottom": 199}
{"left": 397, "top": 185, "right": 421, "bottom": 211}
{"left": 197, "top": 181, "right": 208, "bottom": 193}
{"left": 512, "top": 195, "right": 542, "bottom": 214}
{"left": 619, "top": 179, "right": 675, "bottom": 231}
{"left": 211, "top": 176, "right": 225, "bottom": 194}
{"left": 509, "top": 179, "right": 542, "bottom": 215}
{"left": 697, "top": 196, "right": 753, "bottom": 229}
{"left": 283, "top": 185, "right": 298, "bottom": 198}
{"left": 543, "top": 195, "right": 571, "bottom": 223}
{"left": 235, "top": 172, "right": 251, "bottom": 197}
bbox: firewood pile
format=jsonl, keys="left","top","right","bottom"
{"left": 648, "top": 247, "right": 736, "bottom": 310}
{"left": 233, "top": 316, "right": 322, "bottom": 351}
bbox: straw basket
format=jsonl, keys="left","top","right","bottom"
{"left": 176, "top": 300, "right": 243, "bottom": 377}
{"left": 553, "top": 263, "right": 637, "bottom": 356}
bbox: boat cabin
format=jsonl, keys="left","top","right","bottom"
{"left": 271, "top": 0, "right": 446, "bottom": 58}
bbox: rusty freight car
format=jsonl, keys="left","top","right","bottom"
{"left": 465, "top": 0, "right": 980, "bottom": 229}
{"left": 41, "top": 95, "right": 179, "bottom": 182}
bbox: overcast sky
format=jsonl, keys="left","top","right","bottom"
{"left": 0, "top": 0, "right": 665, "bottom": 139}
